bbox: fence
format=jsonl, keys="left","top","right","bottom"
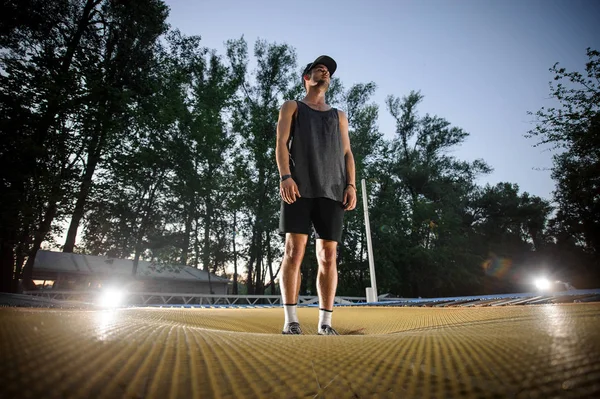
{"left": 23, "top": 290, "right": 369, "bottom": 306}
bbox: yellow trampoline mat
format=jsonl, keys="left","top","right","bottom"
{"left": 1, "top": 304, "right": 599, "bottom": 398}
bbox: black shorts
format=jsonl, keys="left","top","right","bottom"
{"left": 279, "top": 197, "right": 345, "bottom": 243}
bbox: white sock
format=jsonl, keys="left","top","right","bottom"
{"left": 284, "top": 304, "right": 298, "bottom": 325}
{"left": 319, "top": 308, "right": 333, "bottom": 328}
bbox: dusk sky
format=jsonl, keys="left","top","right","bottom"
{"left": 164, "top": 0, "right": 600, "bottom": 201}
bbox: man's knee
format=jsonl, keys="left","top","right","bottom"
{"left": 317, "top": 244, "right": 337, "bottom": 267}
{"left": 284, "top": 238, "right": 306, "bottom": 266}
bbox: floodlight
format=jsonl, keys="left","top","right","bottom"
{"left": 98, "top": 288, "right": 125, "bottom": 308}
{"left": 534, "top": 277, "right": 551, "bottom": 291}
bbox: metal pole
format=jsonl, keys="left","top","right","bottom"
{"left": 361, "top": 179, "right": 378, "bottom": 302}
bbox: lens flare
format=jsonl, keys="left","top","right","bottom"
{"left": 482, "top": 254, "right": 513, "bottom": 278}
{"left": 380, "top": 225, "right": 390, "bottom": 233}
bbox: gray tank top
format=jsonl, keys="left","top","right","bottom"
{"left": 288, "top": 101, "right": 346, "bottom": 203}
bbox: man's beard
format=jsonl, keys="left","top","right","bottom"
{"left": 316, "top": 79, "right": 329, "bottom": 88}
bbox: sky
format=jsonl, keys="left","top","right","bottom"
{"left": 163, "top": 0, "right": 600, "bottom": 201}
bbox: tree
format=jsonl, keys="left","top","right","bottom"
{"left": 62, "top": 0, "right": 169, "bottom": 253}
{"left": 527, "top": 47, "right": 599, "bottom": 285}
{"left": 375, "top": 91, "right": 493, "bottom": 297}
{"left": 527, "top": 48, "right": 599, "bottom": 255}
{"left": 2, "top": 11, "right": 574, "bottom": 297}
{"left": 1, "top": 0, "right": 103, "bottom": 290}
{"left": 228, "top": 38, "right": 298, "bottom": 294}
{"left": 178, "top": 38, "right": 241, "bottom": 289}
{"left": 334, "top": 82, "right": 383, "bottom": 296}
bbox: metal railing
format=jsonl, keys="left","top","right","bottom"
{"left": 23, "top": 290, "right": 368, "bottom": 306}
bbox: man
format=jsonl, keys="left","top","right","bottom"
{"left": 275, "top": 55, "right": 356, "bottom": 335}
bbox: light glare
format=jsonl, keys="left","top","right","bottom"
{"left": 98, "top": 288, "right": 125, "bottom": 308}
{"left": 534, "top": 277, "right": 551, "bottom": 291}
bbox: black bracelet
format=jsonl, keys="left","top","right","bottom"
{"left": 281, "top": 174, "right": 292, "bottom": 182}
{"left": 346, "top": 183, "right": 356, "bottom": 190}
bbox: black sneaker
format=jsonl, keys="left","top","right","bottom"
{"left": 282, "top": 322, "right": 303, "bottom": 335}
{"left": 318, "top": 325, "right": 339, "bottom": 335}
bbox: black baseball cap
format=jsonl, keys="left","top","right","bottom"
{"left": 302, "top": 55, "right": 337, "bottom": 79}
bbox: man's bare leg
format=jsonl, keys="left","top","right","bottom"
{"left": 281, "top": 233, "right": 308, "bottom": 333}
{"left": 296, "top": 268, "right": 302, "bottom": 299}
{"left": 316, "top": 239, "right": 339, "bottom": 334}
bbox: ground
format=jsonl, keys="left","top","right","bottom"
{"left": 1, "top": 304, "right": 599, "bottom": 398}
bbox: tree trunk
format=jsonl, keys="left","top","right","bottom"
{"left": 132, "top": 172, "right": 162, "bottom": 276}
{"left": 63, "top": 132, "right": 105, "bottom": 252}
{"left": 203, "top": 198, "right": 213, "bottom": 294}
{"left": 132, "top": 242, "right": 142, "bottom": 277}
{"left": 254, "top": 230, "right": 263, "bottom": 295}
{"left": 410, "top": 194, "right": 419, "bottom": 246}
{"left": 0, "top": 176, "right": 27, "bottom": 292}
{"left": 232, "top": 212, "right": 238, "bottom": 294}
{"left": 246, "top": 228, "right": 257, "bottom": 294}
{"left": 132, "top": 211, "right": 148, "bottom": 276}
{"left": 0, "top": 240, "right": 15, "bottom": 293}
{"left": 253, "top": 166, "right": 270, "bottom": 295}
{"left": 14, "top": 220, "right": 32, "bottom": 282}
{"left": 15, "top": 240, "right": 28, "bottom": 281}
{"left": 22, "top": 201, "right": 59, "bottom": 288}
{"left": 266, "top": 230, "right": 275, "bottom": 295}
{"left": 181, "top": 210, "right": 192, "bottom": 265}
{"left": 193, "top": 214, "right": 200, "bottom": 269}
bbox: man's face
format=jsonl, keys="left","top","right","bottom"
{"left": 306, "top": 64, "right": 330, "bottom": 89}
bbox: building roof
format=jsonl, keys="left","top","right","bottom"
{"left": 34, "top": 250, "right": 230, "bottom": 284}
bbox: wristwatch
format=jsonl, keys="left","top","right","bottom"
{"left": 281, "top": 174, "right": 292, "bottom": 182}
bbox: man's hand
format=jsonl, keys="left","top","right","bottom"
{"left": 343, "top": 185, "right": 357, "bottom": 210}
{"left": 280, "top": 178, "right": 301, "bottom": 204}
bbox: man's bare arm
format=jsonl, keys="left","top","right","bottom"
{"left": 276, "top": 100, "right": 297, "bottom": 177}
{"left": 338, "top": 110, "right": 357, "bottom": 210}
{"left": 276, "top": 100, "right": 300, "bottom": 204}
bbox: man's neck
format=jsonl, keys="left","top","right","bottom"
{"left": 303, "top": 89, "right": 327, "bottom": 105}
